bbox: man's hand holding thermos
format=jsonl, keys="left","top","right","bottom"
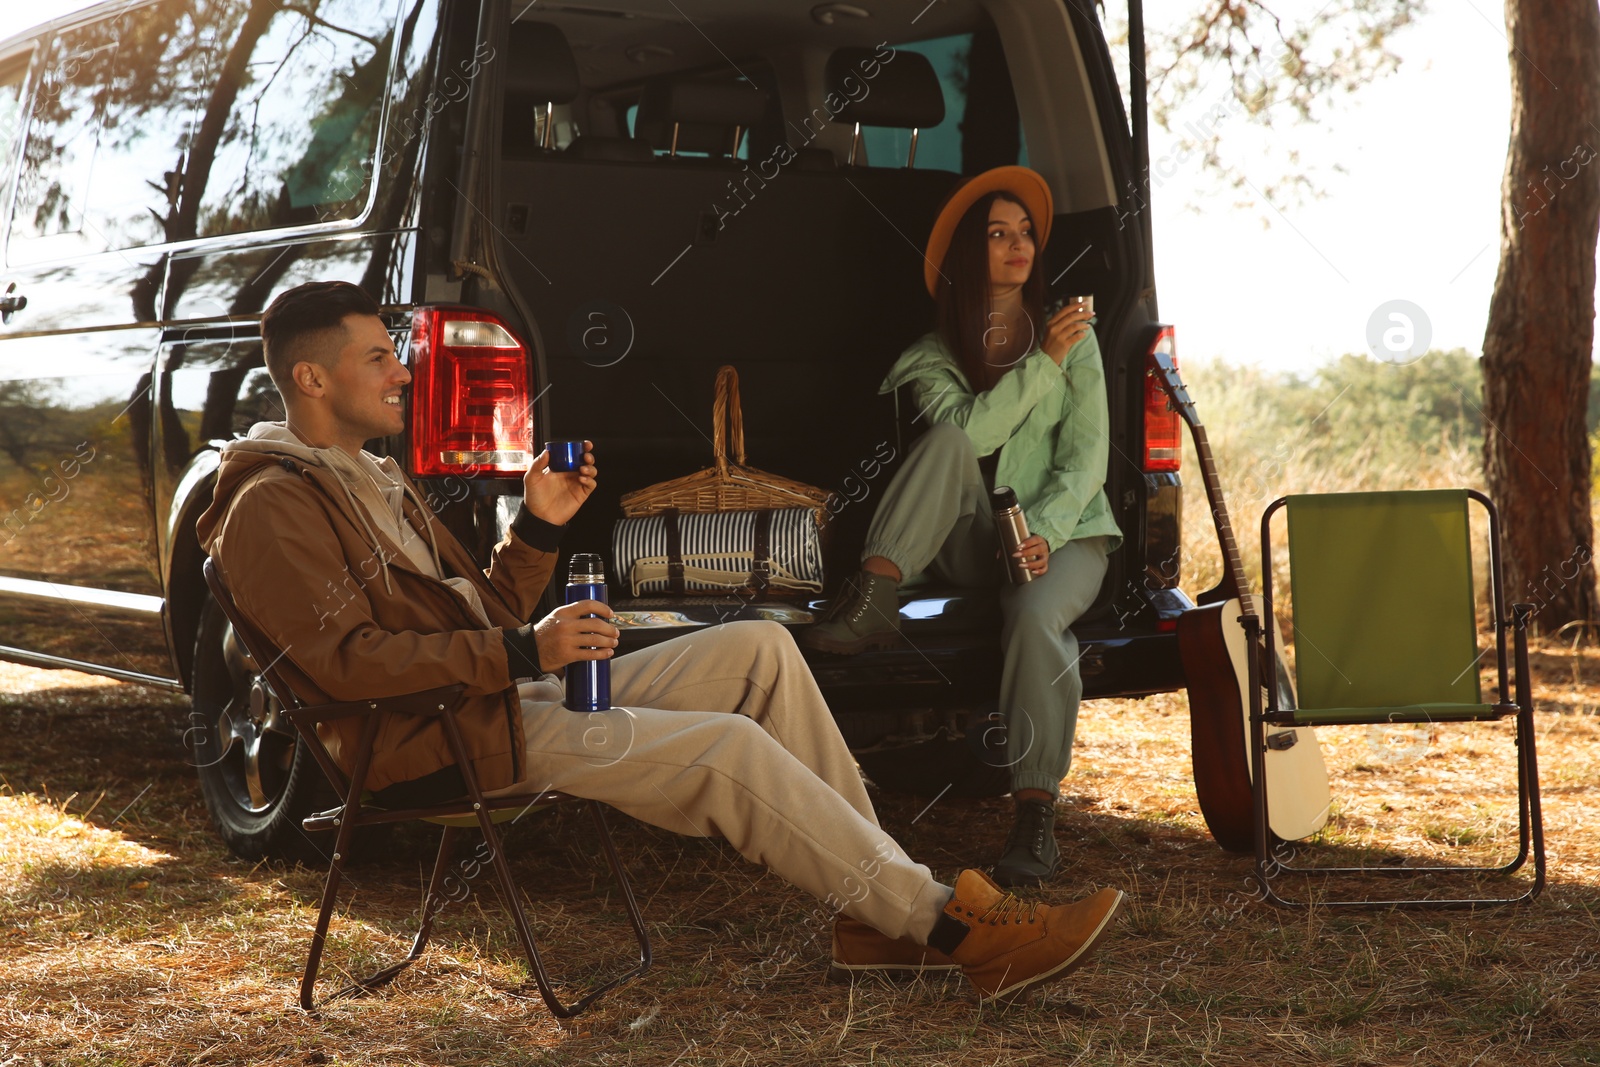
{"left": 517, "top": 440, "right": 618, "bottom": 709}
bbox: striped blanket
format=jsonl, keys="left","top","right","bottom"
{"left": 611, "top": 508, "right": 824, "bottom": 596}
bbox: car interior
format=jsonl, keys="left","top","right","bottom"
{"left": 486, "top": 0, "right": 1132, "bottom": 607}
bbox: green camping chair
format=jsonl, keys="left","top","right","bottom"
{"left": 1248, "top": 489, "right": 1545, "bottom": 908}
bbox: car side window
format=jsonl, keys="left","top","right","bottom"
{"left": 0, "top": 55, "right": 26, "bottom": 215}
{"left": 864, "top": 28, "right": 1028, "bottom": 175}
{"left": 10, "top": 2, "right": 219, "bottom": 263}
{"left": 6, "top": 0, "right": 396, "bottom": 264}
{"left": 194, "top": 0, "right": 397, "bottom": 238}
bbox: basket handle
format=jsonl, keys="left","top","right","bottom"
{"left": 711, "top": 364, "right": 747, "bottom": 473}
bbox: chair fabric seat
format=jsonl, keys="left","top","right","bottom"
{"left": 306, "top": 795, "right": 558, "bottom": 831}
{"left": 1285, "top": 702, "right": 1509, "bottom": 726}
{"left": 425, "top": 802, "right": 555, "bottom": 828}
{"left": 347, "top": 791, "right": 556, "bottom": 828}
{"left": 1287, "top": 490, "right": 1482, "bottom": 710}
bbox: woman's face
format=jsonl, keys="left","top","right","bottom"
{"left": 986, "top": 197, "right": 1035, "bottom": 290}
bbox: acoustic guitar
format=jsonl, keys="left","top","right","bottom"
{"left": 1151, "top": 353, "right": 1330, "bottom": 853}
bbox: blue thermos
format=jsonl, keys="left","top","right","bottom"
{"left": 563, "top": 552, "right": 612, "bottom": 711}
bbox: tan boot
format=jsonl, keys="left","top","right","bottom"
{"left": 827, "top": 914, "right": 961, "bottom": 982}
{"left": 938, "top": 868, "right": 1124, "bottom": 1003}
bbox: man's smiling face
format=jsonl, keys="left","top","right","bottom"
{"left": 318, "top": 313, "right": 411, "bottom": 446}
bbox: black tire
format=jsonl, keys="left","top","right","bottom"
{"left": 188, "top": 595, "right": 339, "bottom": 863}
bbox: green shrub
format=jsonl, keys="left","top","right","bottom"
{"left": 1176, "top": 348, "right": 1486, "bottom": 607}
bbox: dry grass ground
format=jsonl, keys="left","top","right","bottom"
{"left": 2, "top": 647, "right": 1596, "bottom": 1067}
{"left": 4, "top": 353, "right": 1594, "bottom": 1065}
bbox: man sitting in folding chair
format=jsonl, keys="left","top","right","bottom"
{"left": 195, "top": 280, "right": 1126, "bottom": 1007}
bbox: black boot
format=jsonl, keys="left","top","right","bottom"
{"left": 991, "top": 798, "right": 1061, "bottom": 887}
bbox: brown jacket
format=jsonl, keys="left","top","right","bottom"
{"left": 195, "top": 429, "right": 558, "bottom": 794}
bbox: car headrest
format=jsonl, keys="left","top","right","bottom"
{"left": 635, "top": 78, "right": 770, "bottom": 154}
{"left": 639, "top": 79, "right": 770, "bottom": 127}
{"left": 505, "top": 22, "right": 580, "bottom": 104}
{"left": 565, "top": 135, "right": 656, "bottom": 163}
{"left": 826, "top": 47, "right": 944, "bottom": 129}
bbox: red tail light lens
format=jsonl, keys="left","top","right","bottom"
{"left": 408, "top": 307, "right": 534, "bottom": 477}
{"left": 1143, "top": 326, "right": 1181, "bottom": 473}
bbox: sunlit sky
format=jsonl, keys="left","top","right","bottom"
{"left": 13, "top": 0, "right": 1519, "bottom": 373}
{"left": 1136, "top": 0, "right": 1515, "bottom": 373}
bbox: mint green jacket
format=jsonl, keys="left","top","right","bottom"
{"left": 879, "top": 330, "right": 1124, "bottom": 555}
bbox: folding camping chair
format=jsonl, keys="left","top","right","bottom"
{"left": 202, "top": 558, "right": 651, "bottom": 1016}
{"left": 1247, "top": 489, "right": 1545, "bottom": 908}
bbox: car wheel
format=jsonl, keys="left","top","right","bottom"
{"left": 188, "top": 594, "right": 338, "bottom": 863}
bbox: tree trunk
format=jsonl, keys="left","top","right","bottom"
{"left": 1481, "top": 0, "right": 1600, "bottom": 630}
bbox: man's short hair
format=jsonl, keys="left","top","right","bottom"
{"left": 260, "top": 281, "right": 384, "bottom": 398}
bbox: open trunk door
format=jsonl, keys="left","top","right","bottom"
{"left": 1127, "top": 0, "right": 1155, "bottom": 297}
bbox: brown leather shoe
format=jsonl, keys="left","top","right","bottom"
{"left": 827, "top": 915, "right": 961, "bottom": 982}
{"left": 942, "top": 868, "right": 1124, "bottom": 1003}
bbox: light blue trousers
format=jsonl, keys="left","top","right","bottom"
{"left": 861, "top": 423, "right": 1110, "bottom": 796}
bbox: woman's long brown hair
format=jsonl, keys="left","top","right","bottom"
{"left": 933, "top": 191, "right": 1046, "bottom": 393}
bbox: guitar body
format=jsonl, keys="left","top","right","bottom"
{"left": 1180, "top": 594, "right": 1330, "bottom": 853}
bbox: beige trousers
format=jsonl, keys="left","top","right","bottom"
{"left": 499, "top": 620, "right": 950, "bottom": 942}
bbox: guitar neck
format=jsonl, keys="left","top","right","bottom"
{"left": 1173, "top": 403, "right": 1248, "bottom": 602}
{"left": 1150, "top": 356, "right": 1250, "bottom": 600}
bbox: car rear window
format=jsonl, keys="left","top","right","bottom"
{"left": 858, "top": 30, "right": 1028, "bottom": 173}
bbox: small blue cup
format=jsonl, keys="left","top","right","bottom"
{"left": 545, "top": 440, "right": 584, "bottom": 472}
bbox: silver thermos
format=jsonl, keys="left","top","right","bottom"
{"left": 992, "top": 486, "right": 1033, "bottom": 585}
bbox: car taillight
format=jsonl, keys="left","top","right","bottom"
{"left": 408, "top": 306, "right": 534, "bottom": 477}
{"left": 1143, "top": 326, "right": 1181, "bottom": 473}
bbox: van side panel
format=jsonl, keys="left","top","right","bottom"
{"left": 0, "top": 253, "right": 169, "bottom": 675}
{"left": 0, "top": 0, "right": 433, "bottom": 683}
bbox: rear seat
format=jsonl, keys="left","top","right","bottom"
{"left": 502, "top": 23, "right": 579, "bottom": 158}
{"left": 565, "top": 135, "right": 655, "bottom": 162}
{"left": 826, "top": 46, "right": 946, "bottom": 167}
{"left": 505, "top": 21, "right": 655, "bottom": 162}
{"left": 493, "top": 51, "right": 962, "bottom": 576}
{"left": 634, "top": 78, "right": 772, "bottom": 162}
{"left": 821, "top": 45, "right": 962, "bottom": 231}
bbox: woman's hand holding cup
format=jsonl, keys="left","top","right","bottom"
{"left": 1041, "top": 295, "right": 1094, "bottom": 366}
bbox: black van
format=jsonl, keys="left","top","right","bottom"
{"left": 0, "top": 0, "right": 1189, "bottom": 859}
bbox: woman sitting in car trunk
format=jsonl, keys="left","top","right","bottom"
{"left": 802, "top": 165, "right": 1122, "bottom": 887}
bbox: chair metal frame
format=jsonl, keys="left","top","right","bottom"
{"left": 1248, "top": 489, "right": 1546, "bottom": 908}
{"left": 203, "top": 558, "right": 652, "bottom": 1015}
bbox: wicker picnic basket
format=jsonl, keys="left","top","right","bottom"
{"left": 619, "top": 365, "right": 833, "bottom": 525}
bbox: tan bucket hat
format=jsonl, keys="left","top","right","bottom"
{"left": 923, "top": 165, "right": 1054, "bottom": 298}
